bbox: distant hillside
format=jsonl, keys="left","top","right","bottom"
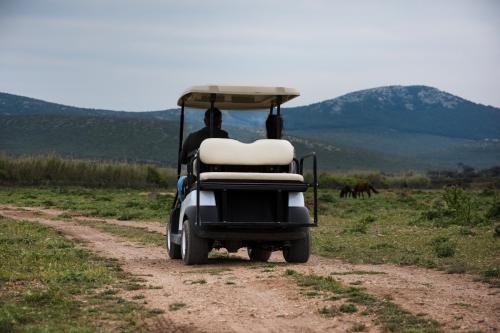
{"left": 0, "top": 114, "right": 180, "bottom": 165}
{"left": 1, "top": 86, "right": 498, "bottom": 170}
{"left": 282, "top": 86, "right": 500, "bottom": 168}
{"left": 0, "top": 113, "right": 429, "bottom": 171}
{"left": 284, "top": 85, "right": 500, "bottom": 140}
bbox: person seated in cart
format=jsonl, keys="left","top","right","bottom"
{"left": 177, "top": 108, "right": 228, "bottom": 201}
{"left": 180, "top": 108, "right": 228, "bottom": 164}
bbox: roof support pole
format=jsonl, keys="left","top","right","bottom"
{"left": 276, "top": 95, "right": 282, "bottom": 139}
{"left": 209, "top": 93, "right": 216, "bottom": 138}
{"left": 176, "top": 100, "right": 185, "bottom": 178}
{"left": 173, "top": 100, "right": 185, "bottom": 208}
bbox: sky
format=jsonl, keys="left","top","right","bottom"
{"left": 0, "top": 0, "right": 499, "bottom": 111}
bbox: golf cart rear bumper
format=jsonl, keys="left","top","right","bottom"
{"left": 185, "top": 206, "right": 312, "bottom": 241}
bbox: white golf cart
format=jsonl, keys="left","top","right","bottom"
{"left": 167, "top": 85, "right": 318, "bottom": 265}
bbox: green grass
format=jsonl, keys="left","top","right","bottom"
{"left": 284, "top": 269, "right": 441, "bottom": 333}
{"left": 168, "top": 303, "right": 186, "bottom": 311}
{"left": 2, "top": 186, "right": 499, "bottom": 281}
{"left": 330, "top": 270, "right": 386, "bottom": 275}
{"left": 75, "top": 219, "right": 165, "bottom": 246}
{"left": 0, "top": 186, "right": 173, "bottom": 220}
{"left": 0, "top": 216, "right": 163, "bottom": 332}
{"left": 0, "top": 154, "right": 177, "bottom": 188}
{"left": 311, "top": 189, "right": 500, "bottom": 277}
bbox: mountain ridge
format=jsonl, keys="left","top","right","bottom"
{"left": 1, "top": 85, "right": 499, "bottom": 170}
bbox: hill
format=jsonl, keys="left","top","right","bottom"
{"left": 282, "top": 86, "right": 500, "bottom": 168}
{"left": 1, "top": 86, "right": 498, "bottom": 170}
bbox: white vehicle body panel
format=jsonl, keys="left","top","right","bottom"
{"left": 288, "top": 192, "right": 304, "bottom": 207}
{"left": 178, "top": 190, "right": 216, "bottom": 231}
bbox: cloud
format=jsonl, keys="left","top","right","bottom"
{"left": 0, "top": 0, "right": 498, "bottom": 110}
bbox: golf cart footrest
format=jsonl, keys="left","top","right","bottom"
{"left": 199, "top": 181, "right": 308, "bottom": 192}
{"left": 198, "top": 221, "right": 315, "bottom": 228}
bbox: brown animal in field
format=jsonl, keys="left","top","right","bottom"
{"left": 353, "top": 182, "right": 379, "bottom": 198}
{"left": 339, "top": 185, "right": 355, "bottom": 198}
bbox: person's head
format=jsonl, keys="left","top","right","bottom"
{"left": 204, "top": 108, "right": 222, "bottom": 129}
{"left": 266, "top": 114, "right": 283, "bottom": 139}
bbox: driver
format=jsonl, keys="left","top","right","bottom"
{"left": 180, "top": 108, "right": 229, "bottom": 164}
{"left": 177, "top": 108, "right": 228, "bottom": 201}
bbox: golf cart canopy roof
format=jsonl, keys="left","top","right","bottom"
{"left": 177, "top": 85, "right": 300, "bottom": 110}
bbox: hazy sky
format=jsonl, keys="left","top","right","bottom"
{"left": 0, "top": 0, "right": 499, "bottom": 110}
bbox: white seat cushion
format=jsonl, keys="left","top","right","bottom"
{"left": 199, "top": 139, "right": 294, "bottom": 165}
{"left": 199, "top": 172, "right": 304, "bottom": 182}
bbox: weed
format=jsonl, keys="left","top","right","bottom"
{"left": 318, "top": 306, "right": 338, "bottom": 317}
{"left": 148, "top": 308, "right": 165, "bottom": 315}
{"left": 446, "top": 261, "right": 467, "bottom": 274}
{"left": 339, "top": 303, "right": 358, "bottom": 313}
{"left": 351, "top": 323, "right": 367, "bottom": 332}
{"left": 344, "top": 215, "right": 377, "bottom": 234}
{"left": 481, "top": 267, "right": 499, "bottom": 279}
{"left": 57, "top": 212, "right": 72, "bottom": 219}
{"left": 330, "top": 270, "right": 385, "bottom": 275}
{"left": 495, "top": 224, "right": 500, "bottom": 237}
{"left": 132, "top": 295, "right": 145, "bottom": 300}
{"left": 430, "top": 237, "right": 455, "bottom": 258}
{"left": 186, "top": 267, "right": 232, "bottom": 275}
{"left": 190, "top": 279, "right": 207, "bottom": 285}
{"left": 485, "top": 192, "right": 500, "bottom": 221}
{"left": 169, "top": 302, "right": 186, "bottom": 311}
{"left": 123, "top": 282, "right": 144, "bottom": 291}
{"left": 458, "top": 226, "right": 475, "bottom": 236}
{"left": 303, "top": 291, "right": 321, "bottom": 297}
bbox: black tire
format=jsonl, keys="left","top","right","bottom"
{"left": 181, "top": 219, "right": 208, "bottom": 265}
{"left": 166, "top": 224, "right": 181, "bottom": 259}
{"left": 283, "top": 230, "right": 311, "bottom": 263}
{"left": 248, "top": 247, "right": 272, "bottom": 262}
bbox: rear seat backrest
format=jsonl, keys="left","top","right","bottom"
{"left": 199, "top": 139, "right": 294, "bottom": 166}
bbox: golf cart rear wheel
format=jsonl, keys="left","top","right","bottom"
{"left": 283, "top": 230, "right": 311, "bottom": 263}
{"left": 166, "top": 225, "right": 181, "bottom": 259}
{"left": 248, "top": 247, "right": 272, "bottom": 262}
{"left": 181, "top": 219, "right": 208, "bottom": 265}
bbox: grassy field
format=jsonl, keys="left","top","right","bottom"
{"left": 0, "top": 186, "right": 173, "bottom": 221}
{"left": 310, "top": 187, "right": 500, "bottom": 281}
{"left": 0, "top": 186, "right": 499, "bottom": 283}
{"left": 0, "top": 216, "right": 165, "bottom": 332}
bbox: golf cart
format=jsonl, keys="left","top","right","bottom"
{"left": 167, "top": 85, "right": 318, "bottom": 265}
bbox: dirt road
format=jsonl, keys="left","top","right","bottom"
{"left": 1, "top": 205, "right": 499, "bottom": 332}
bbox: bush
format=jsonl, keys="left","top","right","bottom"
{"left": 339, "top": 303, "right": 358, "bottom": 313}
{"left": 494, "top": 224, "right": 500, "bottom": 237}
{"left": 485, "top": 192, "right": 500, "bottom": 221}
{"left": 423, "top": 186, "right": 484, "bottom": 227}
{"left": 0, "top": 154, "right": 176, "bottom": 188}
{"left": 430, "top": 236, "right": 455, "bottom": 258}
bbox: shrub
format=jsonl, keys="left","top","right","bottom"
{"left": 485, "top": 192, "right": 500, "bottom": 221}
{"left": 339, "top": 303, "right": 358, "bottom": 313}
{"left": 0, "top": 154, "right": 176, "bottom": 188}
{"left": 423, "top": 186, "right": 483, "bottom": 227}
{"left": 494, "top": 224, "right": 500, "bottom": 238}
{"left": 430, "top": 237, "right": 455, "bottom": 258}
